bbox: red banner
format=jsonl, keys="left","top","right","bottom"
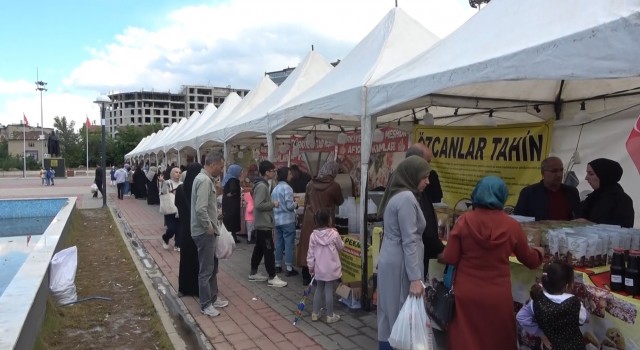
{"left": 336, "top": 126, "right": 409, "bottom": 191}
{"left": 290, "top": 135, "right": 335, "bottom": 175}
{"left": 626, "top": 114, "right": 640, "bottom": 175}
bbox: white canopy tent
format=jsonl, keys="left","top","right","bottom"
{"left": 222, "top": 50, "right": 333, "bottom": 160}
{"left": 368, "top": 0, "right": 640, "bottom": 121}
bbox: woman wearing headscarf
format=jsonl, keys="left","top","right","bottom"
{"left": 175, "top": 162, "right": 202, "bottom": 297}
{"left": 146, "top": 166, "right": 160, "bottom": 205}
{"left": 376, "top": 156, "right": 431, "bottom": 350}
{"left": 441, "top": 176, "right": 544, "bottom": 350}
{"left": 133, "top": 163, "right": 147, "bottom": 199}
{"left": 222, "top": 164, "right": 244, "bottom": 243}
{"left": 297, "top": 161, "right": 345, "bottom": 285}
{"left": 580, "top": 158, "right": 634, "bottom": 227}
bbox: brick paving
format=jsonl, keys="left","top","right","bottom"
{"left": 1, "top": 176, "right": 381, "bottom": 349}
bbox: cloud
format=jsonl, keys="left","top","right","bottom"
{"left": 65, "top": 0, "right": 476, "bottom": 93}
{"left": 2, "top": 0, "right": 476, "bottom": 129}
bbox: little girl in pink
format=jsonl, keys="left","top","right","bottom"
{"left": 243, "top": 191, "right": 255, "bottom": 243}
{"left": 307, "top": 208, "right": 344, "bottom": 323}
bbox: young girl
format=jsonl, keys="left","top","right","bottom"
{"left": 516, "top": 261, "right": 588, "bottom": 350}
{"left": 243, "top": 190, "right": 255, "bottom": 244}
{"left": 307, "top": 208, "right": 344, "bottom": 323}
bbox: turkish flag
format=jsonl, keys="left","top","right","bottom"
{"left": 86, "top": 117, "right": 91, "bottom": 127}
{"left": 626, "top": 114, "right": 640, "bottom": 175}
{"left": 23, "top": 113, "right": 29, "bottom": 126}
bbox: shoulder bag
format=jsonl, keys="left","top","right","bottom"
{"left": 426, "top": 264, "right": 456, "bottom": 330}
{"left": 159, "top": 182, "right": 178, "bottom": 215}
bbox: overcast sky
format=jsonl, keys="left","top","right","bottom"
{"left": 0, "top": 0, "right": 476, "bottom": 130}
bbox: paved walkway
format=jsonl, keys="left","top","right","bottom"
{"left": 1, "top": 177, "right": 380, "bottom": 349}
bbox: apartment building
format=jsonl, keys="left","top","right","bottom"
{"left": 107, "top": 85, "right": 249, "bottom": 137}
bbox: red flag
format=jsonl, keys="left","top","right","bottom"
{"left": 86, "top": 117, "right": 91, "bottom": 127}
{"left": 23, "top": 113, "right": 29, "bottom": 126}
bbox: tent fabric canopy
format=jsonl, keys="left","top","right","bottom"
{"left": 223, "top": 50, "right": 333, "bottom": 143}
{"left": 368, "top": 0, "right": 640, "bottom": 119}
{"left": 269, "top": 8, "right": 440, "bottom": 133}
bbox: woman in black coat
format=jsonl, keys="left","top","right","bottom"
{"left": 146, "top": 166, "right": 160, "bottom": 205}
{"left": 580, "top": 158, "right": 635, "bottom": 228}
{"left": 132, "top": 165, "right": 147, "bottom": 199}
{"left": 175, "top": 162, "right": 202, "bottom": 297}
{"left": 222, "top": 164, "right": 243, "bottom": 243}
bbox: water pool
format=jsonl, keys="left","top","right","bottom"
{"left": 0, "top": 197, "right": 75, "bottom": 350}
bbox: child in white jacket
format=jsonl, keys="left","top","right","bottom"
{"left": 307, "top": 208, "right": 344, "bottom": 323}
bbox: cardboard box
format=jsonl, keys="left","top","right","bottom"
{"left": 336, "top": 282, "right": 362, "bottom": 309}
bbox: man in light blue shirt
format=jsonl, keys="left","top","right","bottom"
{"left": 271, "top": 167, "right": 299, "bottom": 276}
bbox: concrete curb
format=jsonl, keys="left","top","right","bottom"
{"left": 110, "top": 206, "right": 212, "bottom": 350}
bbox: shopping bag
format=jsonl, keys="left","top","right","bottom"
{"left": 90, "top": 183, "right": 98, "bottom": 193}
{"left": 159, "top": 192, "right": 177, "bottom": 215}
{"left": 49, "top": 246, "right": 78, "bottom": 305}
{"left": 215, "top": 222, "right": 236, "bottom": 259}
{"left": 388, "top": 295, "right": 434, "bottom": 350}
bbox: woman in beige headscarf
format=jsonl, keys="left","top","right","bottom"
{"left": 297, "top": 161, "right": 344, "bottom": 285}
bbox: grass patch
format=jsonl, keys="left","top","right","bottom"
{"left": 35, "top": 208, "right": 173, "bottom": 349}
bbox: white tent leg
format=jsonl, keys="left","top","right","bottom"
{"left": 266, "top": 133, "right": 276, "bottom": 162}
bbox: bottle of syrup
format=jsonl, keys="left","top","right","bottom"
{"left": 610, "top": 248, "right": 626, "bottom": 292}
{"left": 625, "top": 250, "right": 640, "bottom": 295}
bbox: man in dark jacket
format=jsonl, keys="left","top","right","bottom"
{"left": 94, "top": 164, "right": 105, "bottom": 198}
{"left": 405, "top": 143, "right": 445, "bottom": 278}
{"left": 289, "top": 164, "right": 312, "bottom": 193}
{"left": 514, "top": 157, "right": 580, "bottom": 221}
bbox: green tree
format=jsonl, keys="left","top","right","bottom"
{"left": 53, "top": 116, "right": 83, "bottom": 167}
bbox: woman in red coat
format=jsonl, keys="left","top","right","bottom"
{"left": 442, "top": 176, "right": 544, "bottom": 350}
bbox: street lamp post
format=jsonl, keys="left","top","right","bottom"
{"left": 94, "top": 95, "right": 111, "bottom": 208}
{"left": 35, "top": 74, "right": 47, "bottom": 165}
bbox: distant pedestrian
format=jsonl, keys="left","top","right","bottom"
{"left": 94, "top": 164, "right": 105, "bottom": 198}
{"left": 123, "top": 164, "right": 131, "bottom": 196}
{"left": 115, "top": 164, "right": 128, "bottom": 200}
{"left": 190, "top": 152, "right": 228, "bottom": 317}
{"left": 307, "top": 208, "right": 344, "bottom": 323}
{"left": 49, "top": 168, "right": 55, "bottom": 186}
{"left": 243, "top": 191, "right": 255, "bottom": 244}
{"left": 40, "top": 168, "right": 46, "bottom": 186}
{"left": 222, "top": 164, "right": 243, "bottom": 244}
{"left": 110, "top": 166, "right": 116, "bottom": 186}
{"left": 161, "top": 167, "right": 182, "bottom": 251}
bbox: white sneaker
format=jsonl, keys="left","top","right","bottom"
{"left": 213, "top": 299, "right": 229, "bottom": 308}
{"left": 162, "top": 241, "right": 170, "bottom": 250}
{"left": 267, "top": 275, "right": 288, "bottom": 288}
{"left": 248, "top": 273, "right": 269, "bottom": 282}
{"left": 201, "top": 304, "right": 220, "bottom": 317}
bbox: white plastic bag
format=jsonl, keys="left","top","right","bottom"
{"left": 49, "top": 246, "right": 78, "bottom": 305}
{"left": 215, "top": 223, "right": 236, "bottom": 259}
{"left": 388, "top": 295, "right": 434, "bottom": 350}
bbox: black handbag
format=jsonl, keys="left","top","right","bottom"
{"left": 426, "top": 265, "right": 456, "bottom": 329}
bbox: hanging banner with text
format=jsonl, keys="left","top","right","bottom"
{"left": 413, "top": 121, "right": 553, "bottom": 210}
{"left": 290, "top": 135, "right": 335, "bottom": 176}
{"left": 336, "top": 126, "right": 409, "bottom": 191}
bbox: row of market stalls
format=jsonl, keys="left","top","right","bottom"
{"left": 127, "top": 0, "right": 640, "bottom": 228}
{"left": 126, "top": 0, "right": 640, "bottom": 345}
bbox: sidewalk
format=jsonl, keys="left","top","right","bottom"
{"left": 1, "top": 177, "right": 379, "bottom": 349}
{"left": 112, "top": 193, "right": 379, "bottom": 350}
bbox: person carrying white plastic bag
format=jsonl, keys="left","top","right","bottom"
{"left": 388, "top": 295, "right": 434, "bottom": 350}
{"left": 215, "top": 221, "right": 236, "bottom": 259}
{"left": 49, "top": 246, "right": 78, "bottom": 305}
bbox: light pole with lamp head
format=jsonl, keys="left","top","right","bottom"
{"left": 35, "top": 75, "right": 47, "bottom": 165}
{"left": 94, "top": 95, "right": 111, "bottom": 208}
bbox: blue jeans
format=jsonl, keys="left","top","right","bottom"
{"left": 274, "top": 222, "right": 296, "bottom": 268}
{"left": 123, "top": 181, "right": 130, "bottom": 195}
{"left": 192, "top": 233, "right": 219, "bottom": 310}
{"left": 378, "top": 341, "right": 393, "bottom": 350}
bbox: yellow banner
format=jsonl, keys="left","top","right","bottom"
{"left": 413, "top": 121, "right": 553, "bottom": 210}
{"left": 339, "top": 234, "right": 373, "bottom": 283}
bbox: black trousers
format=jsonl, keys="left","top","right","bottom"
{"left": 162, "top": 214, "right": 181, "bottom": 247}
{"left": 117, "top": 182, "right": 124, "bottom": 199}
{"left": 250, "top": 229, "right": 276, "bottom": 278}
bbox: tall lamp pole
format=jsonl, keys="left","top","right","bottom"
{"left": 35, "top": 73, "right": 47, "bottom": 165}
{"left": 94, "top": 95, "right": 111, "bottom": 208}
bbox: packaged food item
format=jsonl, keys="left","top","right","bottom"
{"left": 521, "top": 225, "right": 542, "bottom": 247}
{"left": 566, "top": 235, "right": 588, "bottom": 267}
